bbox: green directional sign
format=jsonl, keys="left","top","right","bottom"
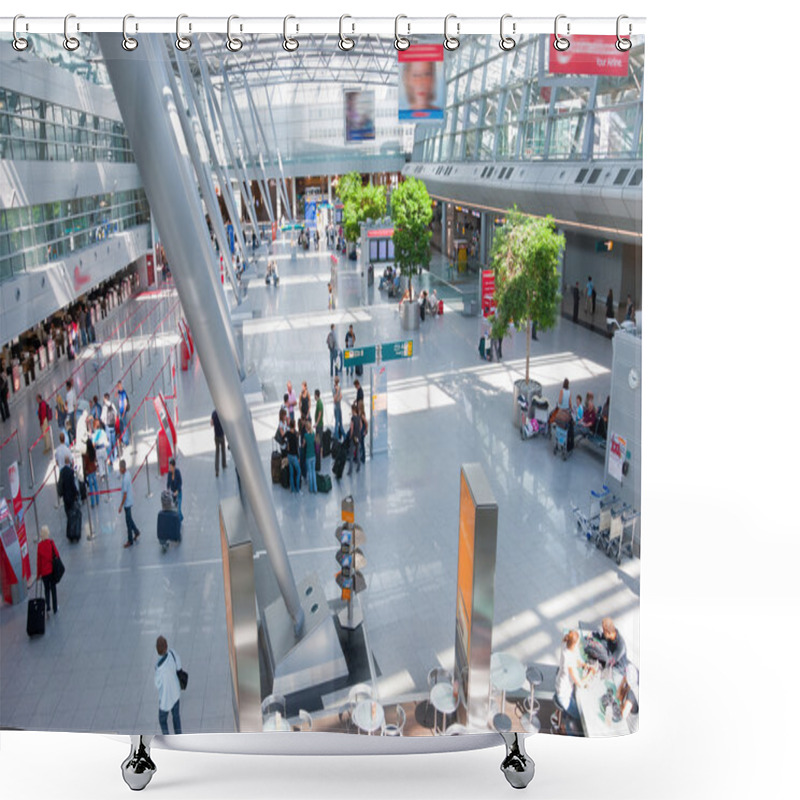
{"left": 343, "top": 346, "right": 377, "bottom": 367}
{"left": 381, "top": 340, "right": 414, "bottom": 361}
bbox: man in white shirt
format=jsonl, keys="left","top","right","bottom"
{"left": 118, "top": 459, "right": 140, "bottom": 548}
{"left": 65, "top": 379, "right": 76, "bottom": 444}
{"left": 54, "top": 431, "right": 72, "bottom": 471}
{"left": 154, "top": 635, "right": 182, "bottom": 734}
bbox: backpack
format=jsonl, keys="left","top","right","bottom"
{"left": 105, "top": 403, "right": 116, "bottom": 428}
{"left": 46, "top": 403, "right": 53, "bottom": 422}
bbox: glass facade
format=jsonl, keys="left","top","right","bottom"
{"left": 413, "top": 34, "right": 644, "bottom": 163}
{"left": 0, "top": 189, "right": 150, "bottom": 282}
{"left": 0, "top": 87, "right": 134, "bottom": 163}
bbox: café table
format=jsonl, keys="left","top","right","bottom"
{"left": 490, "top": 652, "right": 526, "bottom": 730}
{"left": 353, "top": 700, "right": 385, "bottom": 735}
{"left": 262, "top": 712, "right": 292, "bottom": 732}
{"left": 575, "top": 669, "right": 636, "bottom": 737}
{"left": 429, "top": 681, "right": 458, "bottom": 735}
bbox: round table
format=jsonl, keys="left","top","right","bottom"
{"left": 490, "top": 652, "right": 526, "bottom": 726}
{"left": 262, "top": 713, "right": 292, "bottom": 731}
{"left": 353, "top": 700, "right": 384, "bottom": 735}
{"left": 429, "top": 682, "right": 458, "bottom": 735}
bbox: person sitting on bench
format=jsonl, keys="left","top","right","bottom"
{"left": 576, "top": 392, "right": 597, "bottom": 436}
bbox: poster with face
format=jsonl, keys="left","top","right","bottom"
{"left": 398, "top": 44, "right": 445, "bottom": 122}
{"left": 344, "top": 90, "right": 376, "bottom": 142}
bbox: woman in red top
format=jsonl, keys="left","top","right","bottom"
{"left": 36, "top": 525, "right": 60, "bottom": 615}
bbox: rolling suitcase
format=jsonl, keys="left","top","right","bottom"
{"left": 270, "top": 451, "right": 282, "bottom": 484}
{"left": 66, "top": 505, "right": 82, "bottom": 542}
{"left": 26, "top": 583, "right": 45, "bottom": 637}
{"left": 157, "top": 509, "right": 181, "bottom": 551}
{"left": 332, "top": 446, "right": 347, "bottom": 480}
{"left": 316, "top": 473, "right": 332, "bottom": 493}
{"left": 322, "top": 428, "right": 332, "bottom": 458}
{"left": 280, "top": 463, "right": 290, "bottom": 489}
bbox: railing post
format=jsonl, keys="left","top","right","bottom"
{"left": 31, "top": 496, "right": 41, "bottom": 541}
{"left": 16, "top": 430, "right": 22, "bottom": 465}
{"left": 53, "top": 467, "right": 61, "bottom": 509}
{"left": 28, "top": 447, "right": 35, "bottom": 490}
{"left": 86, "top": 497, "right": 95, "bottom": 540}
{"left": 145, "top": 454, "right": 152, "bottom": 498}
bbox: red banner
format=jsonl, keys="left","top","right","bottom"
{"left": 548, "top": 35, "right": 629, "bottom": 76}
{"left": 481, "top": 270, "right": 496, "bottom": 319}
{"left": 8, "top": 463, "right": 30, "bottom": 580}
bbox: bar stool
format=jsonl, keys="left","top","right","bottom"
{"left": 522, "top": 665, "right": 543, "bottom": 733}
{"left": 550, "top": 695, "right": 567, "bottom": 735}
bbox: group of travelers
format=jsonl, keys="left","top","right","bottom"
{"left": 551, "top": 378, "right": 610, "bottom": 441}
{"left": 573, "top": 276, "right": 635, "bottom": 327}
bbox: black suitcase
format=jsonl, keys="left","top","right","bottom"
{"left": 333, "top": 447, "right": 347, "bottom": 480}
{"left": 157, "top": 510, "right": 182, "bottom": 548}
{"left": 316, "top": 473, "right": 332, "bottom": 493}
{"left": 355, "top": 364, "right": 363, "bottom": 376}
{"left": 270, "top": 451, "right": 282, "bottom": 484}
{"left": 79, "top": 479, "right": 87, "bottom": 502}
{"left": 66, "top": 505, "right": 82, "bottom": 542}
{"left": 322, "top": 428, "right": 332, "bottom": 458}
{"left": 331, "top": 437, "right": 341, "bottom": 459}
{"left": 27, "top": 588, "right": 45, "bottom": 637}
{"left": 280, "top": 464, "right": 290, "bottom": 489}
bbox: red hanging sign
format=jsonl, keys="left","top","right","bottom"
{"left": 481, "top": 270, "right": 496, "bottom": 318}
{"left": 548, "top": 35, "right": 630, "bottom": 76}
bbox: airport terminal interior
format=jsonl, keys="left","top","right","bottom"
{"left": 1, "top": 29, "right": 643, "bottom": 739}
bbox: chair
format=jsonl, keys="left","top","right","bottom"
{"left": 427, "top": 667, "right": 453, "bottom": 690}
{"left": 348, "top": 683, "right": 374, "bottom": 705}
{"left": 382, "top": 704, "right": 406, "bottom": 737}
{"left": 260, "top": 693, "right": 286, "bottom": 719}
{"left": 295, "top": 709, "right": 313, "bottom": 732}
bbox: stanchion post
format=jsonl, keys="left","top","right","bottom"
{"left": 53, "top": 467, "right": 61, "bottom": 509}
{"left": 145, "top": 453, "right": 152, "bottom": 498}
{"left": 31, "top": 496, "right": 41, "bottom": 541}
{"left": 86, "top": 497, "right": 95, "bottom": 540}
{"left": 28, "top": 447, "right": 35, "bottom": 490}
{"left": 16, "top": 430, "right": 23, "bottom": 465}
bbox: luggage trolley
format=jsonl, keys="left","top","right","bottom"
{"left": 606, "top": 508, "right": 640, "bottom": 565}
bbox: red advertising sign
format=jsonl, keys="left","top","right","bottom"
{"left": 481, "top": 270, "right": 496, "bottom": 318}
{"left": 548, "top": 35, "right": 629, "bottom": 76}
{"left": 8, "top": 462, "right": 31, "bottom": 580}
{"left": 146, "top": 252, "right": 155, "bottom": 285}
{"left": 271, "top": 221, "right": 278, "bottom": 241}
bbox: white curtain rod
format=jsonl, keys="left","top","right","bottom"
{"left": 0, "top": 15, "right": 646, "bottom": 37}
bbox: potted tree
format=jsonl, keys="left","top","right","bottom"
{"left": 391, "top": 177, "right": 432, "bottom": 331}
{"left": 337, "top": 172, "right": 387, "bottom": 260}
{"left": 488, "top": 209, "right": 564, "bottom": 426}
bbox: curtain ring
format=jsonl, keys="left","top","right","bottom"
{"left": 176, "top": 14, "right": 192, "bottom": 51}
{"left": 339, "top": 15, "right": 355, "bottom": 51}
{"left": 283, "top": 15, "right": 299, "bottom": 52}
{"left": 122, "top": 15, "right": 138, "bottom": 51}
{"left": 499, "top": 14, "right": 516, "bottom": 51}
{"left": 616, "top": 15, "right": 632, "bottom": 52}
{"left": 444, "top": 14, "right": 460, "bottom": 51}
{"left": 394, "top": 15, "right": 410, "bottom": 51}
{"left": 63, "top": 13, "right": 80, "bottom": 51}
{"left": 226, "top": 15, "right": 243, "bottom": 52}
{"left": 554, "top": 14, "right": 570, "bottom": 51}
{"left": 12, "top": 14, "right": 29, "bottom": 51}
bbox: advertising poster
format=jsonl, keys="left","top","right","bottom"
{"left": 608, "top": 432, "right": 627, "bottom": 482}
{"left": 548, "top": 35, "right": 630, "bottom": 76}
{"left": 481, "top": 269, "right": 496, "bottom": 318}
{"left": 344, "top": 90, "right": 375, "bottom": 142}
{"left": 304, "top": 199, "right": 317, "bottom": 231}
{"left": 398, "top": 44, "right": 445, "bottom": 122}
{"left": 7, "top": 463, "right": 30, "bottom": 580}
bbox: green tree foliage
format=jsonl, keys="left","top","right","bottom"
{"left": 489, "top": 209, "right": 564, "bottom": 383}
{"left": 390, "top": 177, "right": 433, "bottom": 299}
{"left": 337, "top": 172, "right": 387, "bottom": 243}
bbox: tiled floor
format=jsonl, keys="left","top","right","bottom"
{"left": 0, "top": 240, "right": 639, "bottom": 737}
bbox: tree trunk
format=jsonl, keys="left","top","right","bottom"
{"left": 525, "top": 320, "right": 531, "bottom": 384}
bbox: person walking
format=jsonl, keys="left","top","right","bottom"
{"left": 36, "top": 393, "right": 52, "bottom": 454}
{"left": 0, "top": 367, "right": 9, "bottom": 422}
{"left": 346, "top": 403, "right": 362, "bottom": 476}
{"left": 299, "top": 382, "right": 311, "bottom": 427}
{"left": 344, "top": 325, "right": 355, "bottom": 377}
{"left": 326, "top": 324, "right": 339, "bottom": 377}
{"left": 304, "top": 420, "right": 317, "bottom": 493}
{"left": 358, "top": 400, "right": 368, "bottom": 465}
{"left": 572, "top": 281, "right": 580, "bottom": 323}
{"left": 55, "top": 393, "right": 68, "bottom": 442}
{"left": 92, "top": 418, "right": 109, "bottom": 487}
{"left": 286, "top": 381, "right": 297, "bottom": 424}
{"left": 605, "top": 288, "right": 615, "bottom": 322}
{"left": 36, "top": 525, "right": 61, "bottom": 616}
{"left": 116, "top": 381, "right": 130, "bottom": 447}
{"left": 166, "top": 458, "right": 183, "bottom": 522}
{"left": 211, "top": 409, "right": 226, "bottom": 477}
{"left": 118, "top": 459, "right": 141, "bottom": 548}
{"left": 332, "top": 376, "right": 344, "bottom": 441}
{"left": 585, "top": 276, "right": 595, "bottom": 315}
{"left": 54, "top": 431, "right": 71, "bottom": 471}
{"left": 154, "top": 636, "right": 183, "bottom": 735}
{"left": 65, "top": 380, "right": 77, "bottom": 444}
{"left": 314, "top": 389, "right": 324, "bottom": 472}
{"left": 286, "top": 419, "right": 301, "bottom": 493}
{"left": 103, "top": 393, "right": 118, "bottom": 465}
{"left": 83, "top": 436, "right": 99, "bottom": 508}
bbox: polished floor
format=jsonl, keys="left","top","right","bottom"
{"left": 0, "top": 240, "right": 639, "bottom": 736}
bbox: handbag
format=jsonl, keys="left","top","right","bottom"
{"left": 51, "top": 544, "right": 65, "bottom": 585}
{"left": 172, "top": 651, "right": 188, "bottom": 690}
